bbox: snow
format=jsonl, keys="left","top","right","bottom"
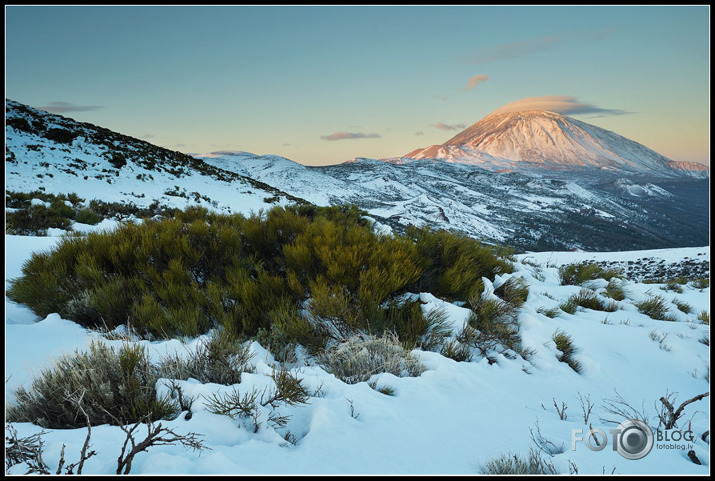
{"left": 5, "top": 235, "right": 710, "bottom": 475}
{"left": 405, "top": 110, "right": 710, "bottom": 179}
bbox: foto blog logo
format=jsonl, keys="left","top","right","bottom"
{"left": 572, "top": 419, "right": 654, "bottom": 460}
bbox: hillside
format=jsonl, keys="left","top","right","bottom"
{"left": 5, "top": 99, "right": 306, "bottom": 227}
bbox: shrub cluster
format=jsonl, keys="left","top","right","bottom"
{"left": 552, "top": 329, "right": 581, "bottom": 373}
{"left": 5, "top": 190, "right": 176, "bottom": 235}
{"left": 156, "top": 330, "right": 255, "bottom": 385}
{"left": 7, "top": 204, "right": 513, "bottom": 351}
{"left": 635, "top": 295, "right": 672, "bottom": 321}
{"left": 43, "top": 127, "right": 77, "bottom": 144}
{"left": 480, "top": 449, "right": 556, "bottom": 475}
{"left": 558, "top": 262, "right": 622, "bottom": 286}
{"left": 603, "top": 278, "right": 626, "bottom": 301}
{"left": 559, "top": 288, "right": 618, "bottom": 314}
{"left": 453, "top": 275, "right": 533, "bottom": 360}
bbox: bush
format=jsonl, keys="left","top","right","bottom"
{"left": 7, "top": 116, "right": 34, "bottom": 133}
{"left": 6, "top": 341, "right": 179, "bottom": 429}
{"left": 8, "top": 205, "right": 513, "bottom": 348}
{"left": 203, "top": 367, "right": 309, "bottom": 433}
{"left": 109, "top": 152, "right": 127, "bottom": 169}
{"left": 480, "top": 450, "right": 555, "bottom": 475}
{"left": 635, "top": 295, "right": 670, "bottom": 320}
{"left": 603, "top": 278, "right": 626, "bottom": 301}
{"left": 458, "top": 293, "right": 521, "bottom": 356}
{"left": 317, "top": 332, "right": 425, "bottom": 385}
{"left": 440, "top": 339, "right": 473, "bottom": 362}
{"left": 553, "top": 329, "right": 581, "bottom": 373}
{"left": 537, "top": 306, "right": 560, "bottom": 318}
{"left": 672, "top": 299, "right": 692, "bottom": 314}
{"left": 44, "top": 127, "right": 77, "bottom": 144}
{"left": 406, "top": 226, "right": 513, "bottom": 301}
{"left": 664, "top": 280, "right": 684, "bottom": 293}
{"left": 559, "top": 297, "right": 579, "bottom": 315}
{"left": 558, "top": 262, "right": 622, "bottom": 286}
{"left": 572, "top": 288, "right": 619, "bottom": 312}
{"left": 697, "top": 310, "right": 709, "bottom": 325}
{"left": 494, "top": 276, "right": 529, "bottom": 307}
{"left": 157, "top": 330, "right": 255, "bottom": 385}
{"left": 691, "top": 278, "right": 709, "bottom": 289}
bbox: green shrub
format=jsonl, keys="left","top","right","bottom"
{"left": 156, "top": 330, "right": 255, "bottom": 385}
{"left": 691, "top": 278, "right": 709, "bottom": 289}
{"left": 672, "top": 299, "right": 692, "bottom": 314}
{"left": 73, "top": 208, "right": 103, "bottom": 225}
{"left": 458, "top": 294, "right": 521, "bottom": 356}
{"left": 558, "top": 262, "right": 622, "bottom": 286}
{"left": 7, "top": 204, "right": 513, "bottom": 353}
{"left": 559, "top": 297, "right": 579, "bottom": 315}
{"left": 571, "top": 288, "right": 618, "bottom": 312}
{"left": 494, "top": 276, "right": 529, "bottom": 307}
{"left": 635, "top": 295, "right": 670, "bottom": 320}
{"left": 663, "top": 280, "right": 684, "bottom": 293}
{"left": 6, "top": 341, "right": 179, "bottom": 429}
{"left": 406, "top": 226, "right": 512, "bottom": 301}
{"left": 553, "top": 329, "right": 581, "bottom": 373}
{"left": 203, "top": 367, "right": 309, "bottom": 432}
{"left": 440, "top": 339, "right": 473, "bottom": 362}
{"left": 603, "top": 278, "right": 626, "bottom": 301}
{"left": 537, "top": 306, "right": 560, "bottom": 318}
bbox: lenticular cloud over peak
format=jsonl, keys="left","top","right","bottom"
{"left": 493, "top": 95, "right": 627, "bottom": 116}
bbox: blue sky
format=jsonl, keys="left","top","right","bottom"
{"left": 5, "top": 5, "right": 710, "bottom": 166}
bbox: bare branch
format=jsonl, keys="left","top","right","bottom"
{"left": 658, "top": 391, "right": 709, "bottom": 430}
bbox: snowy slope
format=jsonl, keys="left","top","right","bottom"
{"left": 5, "top": 235, "right": 710, "bottom": 475}
{"left": 5, "top": 100, "right": 305, "bottom": 220}
{"left": 405, "top": 110, "right": 709, "bottom": 179}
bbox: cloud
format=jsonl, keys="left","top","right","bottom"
{"left": 415, "top": 131, "right": 424, "bottom": 136}
{"left": 321, "top": 132, "right": 381, "bottom": 141}
{"left": 465, "top": 27, "right": 615, "bottom": 65}
{"left": 493, "top": 96, "right": 629, "bottom": 116}
{"left": 433, "top": 122, "right": 466, "bottom": 131}
{"left": 37, "top": 101, "right": 104, "bottom": 113}
{"left": 464, "top": 74, "right": 489, "bottom": 91}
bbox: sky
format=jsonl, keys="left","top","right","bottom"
{"left": 4, "top": 5, "right": 710, "bottom": 166}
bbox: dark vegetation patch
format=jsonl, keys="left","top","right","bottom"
{"left": 7, "top": 204, "right": 514, "bottom": 351}
{"left": 5, "top": 190, "right": 176, "bottom": 235}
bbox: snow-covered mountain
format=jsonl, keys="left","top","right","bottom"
{"left": 404, "top": 110, "right": 709, "bottom": 179}
{"left": 198, "top": 152, "right": 709, "bottom": 253}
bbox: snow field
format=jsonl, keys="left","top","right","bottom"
{"left": 5, "top": 234, "right": 710, "bottom": 475}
